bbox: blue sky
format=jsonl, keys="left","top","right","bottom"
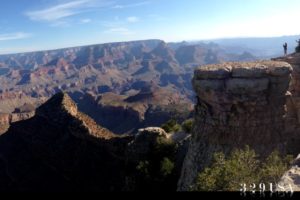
{"left": 0, "top": 0, "right": 299, "bottom": 54}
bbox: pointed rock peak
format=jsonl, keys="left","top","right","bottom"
{"left": 35, "top": 92, "right": 116, "bottom": 140}
{"left": 36, "top": 92, "right": 78, "bottom": 119}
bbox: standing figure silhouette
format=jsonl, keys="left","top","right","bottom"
{"left": 296, "top": 39, "right": 300, "bottom": 53}
{"left": 283, "top": 42, "right": 288, "bottom": 56}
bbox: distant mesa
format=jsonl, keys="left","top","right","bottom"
{"left": 0, "top": 39, "right": 258, "bottom": 135}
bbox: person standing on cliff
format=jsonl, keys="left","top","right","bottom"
{"left": 296, "top": 39, "right": 300, "bottom": 53}
{"left": 283, "top": 42, "right": 288, "bottom": 56}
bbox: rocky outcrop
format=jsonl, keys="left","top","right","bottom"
{"left": 10, "top": 112, "right": 35, "bottom": 123}
{"left": 0, "top": 93, "right": 132, "bottom": 191}
{"left": 273, "top": 53, "right": 300, "bottom": 124}
{"left": 125, "top": 127, "right": 188, "bottom": 191}
{"left": 271, "top": 53, "right": 300, "bottom": 191}
{"left": 277, "top": 155, "right": 300, "bottom": 192}
{"left": 126, "top": 127, "right": 169, "bottom": 161}
{"left": 178, "top": 61, "right": 300, "bottom": 191}
{"left": 0, "top": 92, "right": 191, "bottom": 192}
{"left": 0, "top": 111, "right": 35, "bottom": 135}
{"left": 35, "top": 92, "right": 116, "bottom": 140}
{"left": 137, "top": 127, "right": 168, "bottom": 137}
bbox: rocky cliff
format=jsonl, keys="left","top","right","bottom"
{"left": 273, "top": 53, "right": 300, "bottom": 123}
{"left": 272, "top": 53, "right": 300, "bottom": 191}
{"left": 178, "top": 60, "right": 300, "bottom": 191}
{"left": 0, "top": 92, "right": 132, "bottom": 191}
{"left": 0, "top": 92, "right": 189, "bottom": 191}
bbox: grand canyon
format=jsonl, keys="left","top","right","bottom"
{"left": 0, "top": 37, "right": 299, "bottom": 192}
{"left": 1, "top": 0, "right": 300, "bottom": 192}
{"left": 0, "top": 39, "right": 258, "bottom": 135}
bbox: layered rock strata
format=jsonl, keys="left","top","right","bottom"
{"left": 178, "top": 61, "right": 298, "bottom": 191}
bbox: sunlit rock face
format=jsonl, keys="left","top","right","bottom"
{"left": 178, "top": 60, "right": 300, "bottom": 191}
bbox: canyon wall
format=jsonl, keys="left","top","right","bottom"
{"left": 0, "top": 111, "right": 35, "bottom": 134}
{"left": 272, "top": 53, "right": 300, "bottom": 190}
{"left": 178, "top": 60, "right": 300, "bottom": 191}
{"left": 273, "top": 53, "right": 300, "bottom": 124}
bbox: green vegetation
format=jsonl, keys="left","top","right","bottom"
{"left": 160, "top": 157, "right": 175, "bottom": 177}
{"left": 195, "top": 146, "right": 293, "bottom": 191}
{"left": 161, "top": 119, "right": 181, "bottom": 133}
{"left": 136, "top": 161, "right": 150, "bottom": 178}
{"left": 161, "top": 118, "right": 194, "bottom": 133}
{"left": 260, "top": 151, "right": 294, "bottom": 184}
{"left": 135, "top": 135, "right": 178, "bottom": 191}
{"left": 181, "top": 119, "right": 194, "bottom": 133}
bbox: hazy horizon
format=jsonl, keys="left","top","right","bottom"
{"left": 0, "top": 0, "right": 300, "bottom": 54}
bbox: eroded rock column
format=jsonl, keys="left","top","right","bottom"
{"left": 273, "top": 54, "right": 300, "bottom": 124}
{"left": 178, "top": 61, "right": 294, "bottom": 191}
